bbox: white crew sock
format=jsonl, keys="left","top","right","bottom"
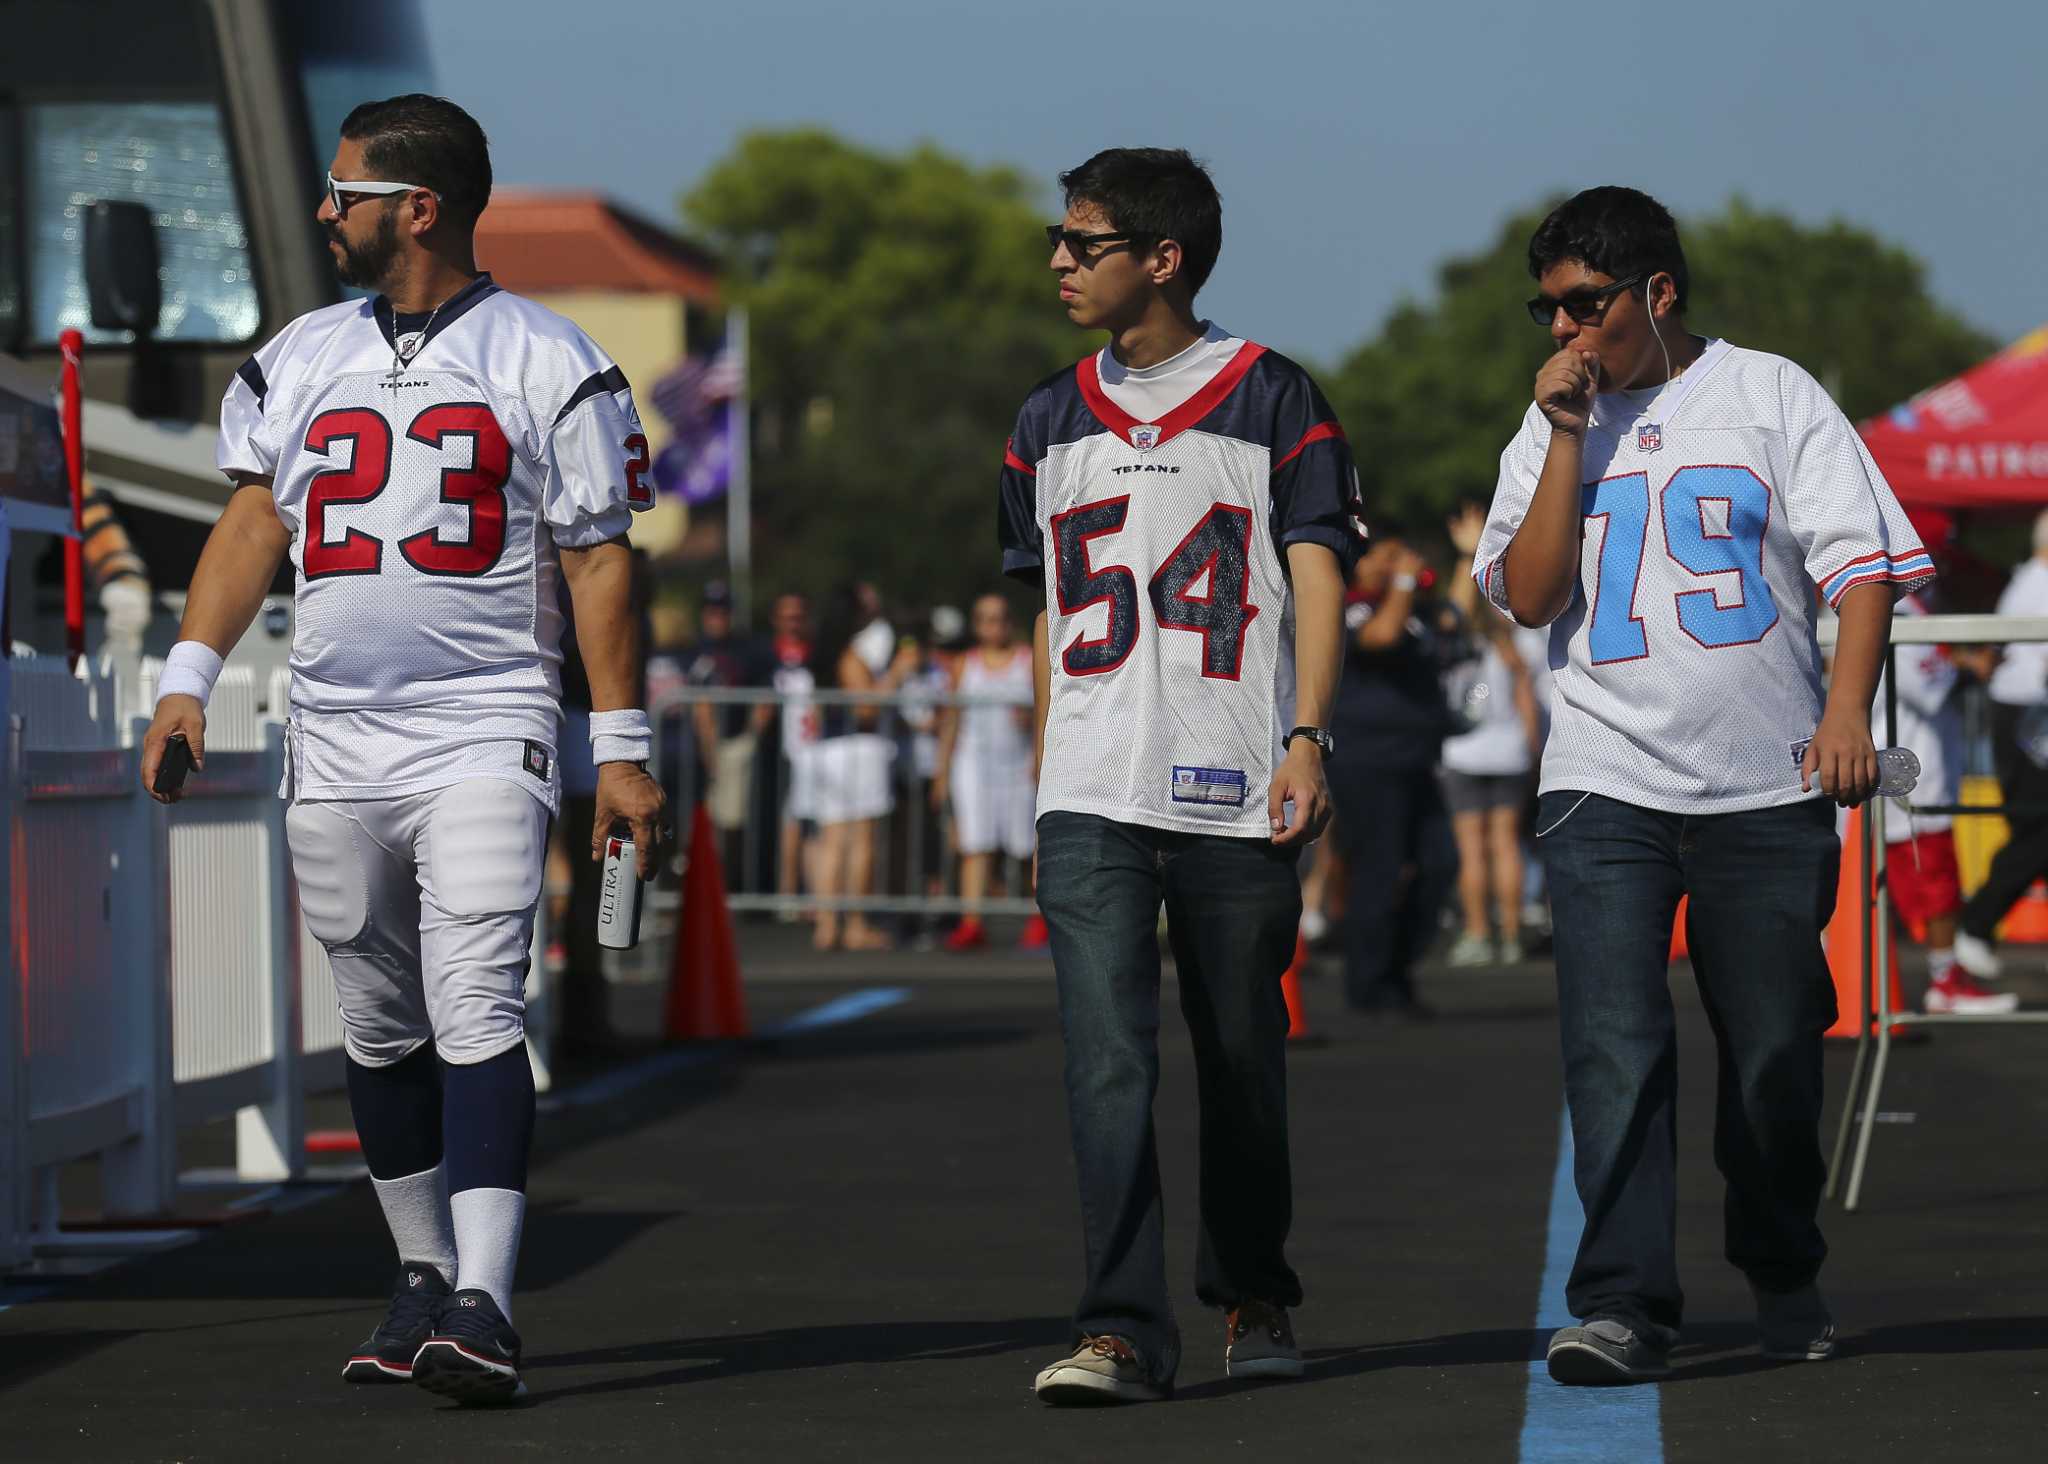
{"left": 371, "top": 1164, "right": 458, "bottom": 1282}
{"left": 450, "top": 1187, "right": 527, "bottom": 1320}
{"left": 1928, "top": 947, "right": 1954, "bottom": 976}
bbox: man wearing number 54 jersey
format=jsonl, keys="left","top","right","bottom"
{"left": 1001, "top": 149, "right": 1361, "bottom": 1404}
{"left": 139, "top": 95, "right": 665, "bottom": 1405}
{"left": 1473, "top": 188, "right": 1930, "bottom": 1385}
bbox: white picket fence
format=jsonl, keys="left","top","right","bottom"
{"left": 0, "top": 658, "right": 552, "bottom": 1269}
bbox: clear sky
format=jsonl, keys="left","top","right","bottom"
{"left": 423, "top": 0, "right": 2047, "bottom": 373}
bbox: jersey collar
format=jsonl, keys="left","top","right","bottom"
{"left": 1076, "top": 339, "right": 1267, "bottom": 449}
{"left": 372, "top": 272, "right": 501, "bottom": 353}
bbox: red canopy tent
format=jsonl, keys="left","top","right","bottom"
{"left": 1860, "top": 324, "right": 2048, "bottom": 509}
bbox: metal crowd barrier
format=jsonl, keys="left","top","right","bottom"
{"left": 1826, "top": 613, "right": 2048, "bottom": 1210}
{"left": 645, "top": 684, "right": 1043, "bottom": 924}
{"left": 0, "top": 657, "right": 556, "bottom": 1267}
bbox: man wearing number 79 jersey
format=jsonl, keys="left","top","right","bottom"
{"left": 138, "top": 95, "right": 665, "bottom": 1405}
{"left": 1000, "top": 149, "right": 1361, "bottom": 1405}
{"left": 1472, "top": 188, "right": 1930, "bottom": 1385}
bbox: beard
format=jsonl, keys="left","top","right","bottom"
{"left": 329, "top": 208, "right": 401, "bottom": 288}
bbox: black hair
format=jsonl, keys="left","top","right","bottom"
{"left": 1527, "top": 186, "right": 1688, "bottom": 312}
{"left": 1058, "top": 148, "right": 1222, "bottom": 297}
{"left": 340, "top": 94, "right": 492, "bottom": 228}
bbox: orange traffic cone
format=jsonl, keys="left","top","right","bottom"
{"left": 1823, "top": 806, "right": 1908, "bottom": 1039}
{"left": 1281, "top": 928, "right": 1311, "bottom": 1041}
{"left": 1669, "top": 895, "right": 1690, "bottom": 962}
{"left": 664, "top": 803, "right": 750, "bottom": 1041}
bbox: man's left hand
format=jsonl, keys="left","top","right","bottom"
{"left": 1801, "top": 709, "right": 1878, "bottom": 807}
{"left": 593, "top": 761, "right": 668, "bottom": 877}
{"left": 1268, "top": 740, "right": 1332, "bottom": 846}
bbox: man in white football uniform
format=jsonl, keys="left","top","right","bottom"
{"left": 1473, "top": 188, "right": 1929, "bottom": 1384}
{"left": 140, "top": 95, "right": 664, "bottom": 1405}
{"left": 1003, "top": 149, "right": 1360, "bottom": 1404}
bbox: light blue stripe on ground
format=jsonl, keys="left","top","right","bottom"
{"left": 1518, "top": 1108, "right": 1664, "bottom": 1464}
{"left": 542, "top": 986, "right": 914, "bottom": 1112}
{"left": 765, "top": 986, "right": 911, "bottom": 1036}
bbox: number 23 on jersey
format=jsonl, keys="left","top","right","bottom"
{"left": 1581, "top": 463, "right": 1780, "bottom": 664}
{"left": 299, "top": 404, "right": 651, "bottom": 580}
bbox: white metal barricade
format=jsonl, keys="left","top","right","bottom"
{"left": 0, "top": 657, "right": 554, "bottom": 1265}
{"left": 1827, "top": 613, "right": 2048, "bottom": 1210}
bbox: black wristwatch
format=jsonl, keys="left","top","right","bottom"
{"left": 1285, "top": 725, "right": 1335, "bottom": 757}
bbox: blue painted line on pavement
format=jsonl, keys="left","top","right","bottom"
{"left": 541, "top": 985, "right": 913, "bottom": 1113}
{"left": 1518, "top": 1108, "right": 1664, "bottom": 1464}
{"left": 761, "top": 986, "right": 911, "bottom": 1037}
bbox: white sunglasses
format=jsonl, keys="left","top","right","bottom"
{"left": 325, "top": 172, "right": 440, "bottom": 215}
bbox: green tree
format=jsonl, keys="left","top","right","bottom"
{"left": 683, "top": 130, "right": 1074, "bottom": 614}
{"left": 1325, "top": 199, "right": 1997, "bottom": 537}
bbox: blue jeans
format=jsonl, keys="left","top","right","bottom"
{"left": 1537, "top": 791, "right": 1839, "bottom": 1344}
{"left": 1034, "top": 811, "right": 1305, "bottom": 1382}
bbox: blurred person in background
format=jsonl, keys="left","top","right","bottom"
{"left": 807, "top": 585, "right": 919, "bottom": 950}
{"left": 1327, "top": 521, "right": 1459, "bottom": 1015}
{"left": 1873, "top": 541, "right": 2012, "bottom": 1013}
{"left": 1952, "top": 507, "right": 2048, "bottom": 981}
{"left": 897, "top": 605, "right": 969, "bottom": 947}
{"left": 1442, "top": 503, "right": 1545, "bottom": 966}
{"left": 934, "top": 592, "right": 1046, "bottom": 951}
{"left": 684, "top": 580, "right": 775, "bottom": 879}
{"left": 769, "top": 591, "right": 818, "bottom": 913}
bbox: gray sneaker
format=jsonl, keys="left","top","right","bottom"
{"left": 1545, "top": 1318, "right": 1672, "bottom": 1384}
{"left": 1033, "top": 1334, "right": 1170, "bottom": 1405}
{"left": 1752, "top": 1282, "right": 1836, "bottom": 1361}
{"left": 1225, "top": 1301, "right": 1304, "bottom": 1379}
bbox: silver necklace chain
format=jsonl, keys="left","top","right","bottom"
{"left": 389, "top": 298, "right": 447, "bottom": 379}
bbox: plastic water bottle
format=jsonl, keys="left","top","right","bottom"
{"left": 1876, "top": 746, "right": 1920, "bottom": 799}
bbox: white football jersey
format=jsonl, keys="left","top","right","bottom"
{"left": 1000, "top": 329, "right": 1364, "bottom": 836}
{"left": 217, "top": 274, "right": 654, "bottom": 810}
{"left": 1473, "top": 340, "right": 1932, "bottom": 814}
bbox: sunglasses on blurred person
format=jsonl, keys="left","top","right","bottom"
{"left": 1524, "top": 272, "right": 1643, "bottom": 327}
{"left": 326, "top": 172, "right": 439, "bottom": 217}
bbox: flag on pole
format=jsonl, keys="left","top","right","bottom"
{"left": 650, "top": 346, "right": 743, "bottom": 507}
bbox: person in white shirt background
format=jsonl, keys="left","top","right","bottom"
{"left": 1871, "top": 535, "right": 2012, "bottom": 1013}
{"left": 1952, "top": 507, "right": 2048, "bottom": 979}
{"left": 1444, "top": 503, "right": 1546, "bottom": 966}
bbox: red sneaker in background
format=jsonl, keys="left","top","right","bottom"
{"left": 1924, "top": 964, "right": 2019, "bottom": 1015}
{"left": 945, "top": 918, "right": 988, "bottom": 952}
{"left": 1018, "top": 913, "right": 1051, "bottom": 950}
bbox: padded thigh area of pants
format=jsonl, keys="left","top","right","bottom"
{"left": 425, "top": 780, "right": 548, "bottom": 918}
{"left": 285, "top": 803, "right": 371, "bottom": 946}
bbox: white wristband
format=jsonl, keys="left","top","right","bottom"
{"left": 1392, "top": 572, "right": 1419, "bottom": 592}
{"left": 588, "top": 708, "right": 652, "bottom": 765}
{"left": 156, "top": 640, "right": 224, "bottom": 709}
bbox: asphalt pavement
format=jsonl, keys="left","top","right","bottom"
{"left": 1, "top": 931, "right": 2043, "bottom": 1462}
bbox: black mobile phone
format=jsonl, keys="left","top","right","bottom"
{"left": 153, "top": 734, "right": 194, "bottom": 796}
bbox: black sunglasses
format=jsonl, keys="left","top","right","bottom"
{"left": 1046, "top": 225, "right": 1145, "bottom": 257}
{"left": 1525, "top": 273, "right": 1644, "bottom": 327}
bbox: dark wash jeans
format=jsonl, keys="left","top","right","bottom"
{"left": 1034, "top": 810, "right": 1304, "bottom": 1382}
{"left": 1537, "top": 790, "right": 1839, "bottom": 1344}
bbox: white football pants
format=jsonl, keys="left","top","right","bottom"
{"left": 285, "top": 778, "right": 548, "bottom": 1067}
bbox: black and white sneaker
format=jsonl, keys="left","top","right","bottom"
{"left": 342, "top": 1262, "right": 450, "bottom": 1383}
{"left": 412, "top": 1289, "right": 525, "bottom": 1404}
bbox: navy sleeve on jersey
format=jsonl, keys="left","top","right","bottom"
{"left": 1269, "top": 370, "right": 1364, "bottom": 576}
{"left": 998, "top": 395, "right": 1046, "bottom": 585}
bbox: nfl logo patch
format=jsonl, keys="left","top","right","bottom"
{"left": 1129, "top": 424, "right": 1162, "bottom": 450}
{"left": 1636, "top": 423, "right": 1663, "bottom": 452}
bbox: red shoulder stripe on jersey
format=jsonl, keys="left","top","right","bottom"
{"left": 1004, "top": 438, "right": 1036, "bottom": 476}
{"left": 1272, "top": 420, "right": 1345, "bottom": 473}
{"left": 1074, "top": 341, "right": 1269, "bottom": 448}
